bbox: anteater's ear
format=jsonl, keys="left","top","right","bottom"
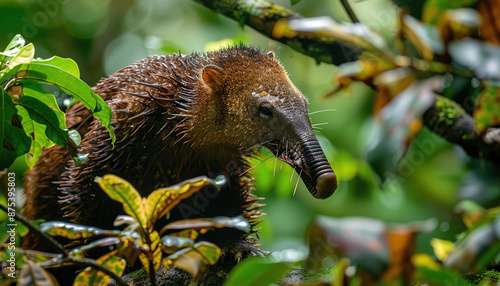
{"left": 202, "top": 65, "right": 224, "bottom": 91}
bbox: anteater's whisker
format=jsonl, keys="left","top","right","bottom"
{"left": 240, "top": 155, "right": 274, "bottom": 177}
{"left": 309, "top": 109, "right": 337, "bottom": 115}
{"left": 293, "top": 169, "right": 302, "bottom": 196}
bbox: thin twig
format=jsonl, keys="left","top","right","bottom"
{"left": 0, "top": 203, "right": 68, "bottom": 256}
{"left": 0, "top": 203, "right": 129, "bottom": 286}
{"left": 339, "top": 0, "right": 360, "bottom": 23}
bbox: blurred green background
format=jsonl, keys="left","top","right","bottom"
{"left": 2, "top": 0, "right": 492, "bottom": 257}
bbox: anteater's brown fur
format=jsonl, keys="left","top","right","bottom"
{"left": 23, "top": 45, "right": 337, "bottom": 284}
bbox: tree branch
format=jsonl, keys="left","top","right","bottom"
{"left": 423, "top": 96, "right": 500, "bottom": 163}
{"left": 192, "top": 0, "right": 360, "bottom": 65}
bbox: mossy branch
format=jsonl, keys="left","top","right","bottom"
{"left": 192, "top": 0, "right": 360, "bottom": 65}
{"left": 423, "top": 96, "right": 500, "bottom": 163}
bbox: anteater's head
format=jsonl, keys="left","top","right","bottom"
{"left": 190, "top": 46, "right": 337, "bottom": 199}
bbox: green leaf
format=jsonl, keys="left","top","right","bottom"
{"left": 69, "top": 129, "right": 82, "bottom": 146}
{"left": 367, "top": 78, "right": 438, "bottom": 181}
{"left": 423, "top": 0, "right": 479, "bottom": 24}
{"left": 402, "top": 15, "right": 444, "bottom": 60}
{"left": 290, "top": 0, "right": 301, "bottom": 5}
{"left": 71, "top": 237, "right": 122, "bottom": 258}
{"left": 0, "top": 35, "right": 34, "bottom": 75}
{"left": 15, "top": 63, "right": 97, "bottom": 111}
{"left": 1, "top": 34, "right": 25, "bottom": 56}
{"left": 32, "top": 56, "right": 80, "bottom": 78}
{"left": 224, "top": 255, "right": 293, "bottom": 286}
{"left": 16, "top": 106, "right": 53, "bottom": 168}
{"left": 74, "top": 250, "right": 125, "bottom": 286}
{"left": 161, "top": 215, "right": 251, "bottom": 236}
{"left": 146, "top": 175, "right": 225, "bottom": 229}
{"left": 473, "top": 83, "right": 500, "bottom": 132}
{"left": 94, "top": 94, "right": 115, "bottom": 145}
{"left": 0, "top": 88, "right": 31, "bottom": 169}
{"left": 444, "top": 224, "right": 500, "bottom": 273}
{"left": 163, "top": 242, "right": 221, "bottom": 279}
{"left": 95, "top": 174, "right": 148, "bottom": 228}
{"left": 15, "top": 62, "right": 115, "bottom": 145}
{"left": 307, "top": 216, "right": 389, "bottom": 276}
{"left": 448, "top": 38, "right": 500, "bottom": 82}
{"left": 15, "top": 80, "right": 68, "bottom": 147}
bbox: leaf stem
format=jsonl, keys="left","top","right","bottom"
{"left": 339, "top": 0, "right": 360, "bottom": 23}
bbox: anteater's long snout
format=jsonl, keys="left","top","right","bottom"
{"left": 300, "top": 135, "right": 337, "bottom": 199}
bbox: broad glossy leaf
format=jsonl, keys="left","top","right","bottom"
{"left": 160, "top": 235, "right": 195, "bottom": 254}
{"left": 367, "top": 78, "right": 438, "bottom": 181}
{"left": 285, "top": 17, "right": 389, "bottom": 53}
{"left": 94, "top": 95, "right": 115, "bottom": 146}
{"left": 422, "top": 0, "right": 479, "bottom": 24}
{"left": 1, "top": 34, "right": 25, "bottom": 58}
{"left": 16, "top": 106, "right": 54, "bottom": 168}
{"left": 444, "top": 224, "right": 500, "bottom": 273}
{"left": 449, "top": 39, "right": 500, "bottom": 82}
{"left": 74, "top": 250, "right": 125, "bottom": 286}
{"left": 138, "top": 230, "right": 162, "bottom": 275}
{"left": 412, "top": 253, "right": 468, "bottom": 285}
{"left": 373, "top": 67, "right": 415, "bottom": 114}
{"left": 473, "top": 84, "right": 500, "bottom": 132}
{"left": 15, "top": 80, "right": 68, "bottom": 147}
{"left": 290, "top": 0, "right": 301, "bottom": 5}
{"left": 40, "top": 221, "right": 121, "bottom": 239}
{"left": 223, "top": 255, "right": 293, "bottom": 286}
{"left": 307, "top": 216, "right": 389, "bottom": 276}
{"left": 1, "top": 43, "right": 34, "bottom": 74}
{"left": 70, "top": 237, "right": 122, "bottom": 258}
{"left": 163, "top": 242, "right": 221, "bottom": 279}
{"left": 336, "top": 53, "right": 397, "bottom": 83}
{"left": 402, "top": 15, "right": 444, "bottom": 60}
{"left": 15, "top": 62, "right": 115, "bottom": 145}
{"left": 32, "top": 56, "right": 80, "bottom": 78}
{"left": 161, "top": 215, "right": 251, "bottom": 236}
{"left": 17, "top": 260, "right": 59, "bottom": 286}
{"left": 455, "top": 200, "right": 487, "bottom": 228}
{"left": 95, "top": 175, "right": 147, "bottom": 228}
{"left": 437, "top": 9, "right": 481, "bottom": 44}
{"left": 0, "top": 88, "right": 31, "bottom": 169}
{"left": 16, "top": 63, "right": 97, "bottom": 111}
{"left": 145, "top": 175, "right": 226, "bottom": 230}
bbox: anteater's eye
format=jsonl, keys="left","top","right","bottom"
{"left": 259, "top": 103, "right": 273, "bottom": 119}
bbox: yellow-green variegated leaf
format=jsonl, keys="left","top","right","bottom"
{"left": 138, "top": 230, "right": 162, "bottom": 275}
{"left": 40, "top": 221, "right": 121, "bottom": 239}
{"left": 145, "top": 176, "right": 225, "bottom": 230}
{"left": 17, "top": 260, "right": 60, "bottom": 286}
{"left": 73, "top": 250, "right": 125, "bottom": 286}
{"left": 162, "top": 242, "right": 221, "bottom": 278}
{"left": 96, "top": 175, "right": 147, "bottom": 229}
